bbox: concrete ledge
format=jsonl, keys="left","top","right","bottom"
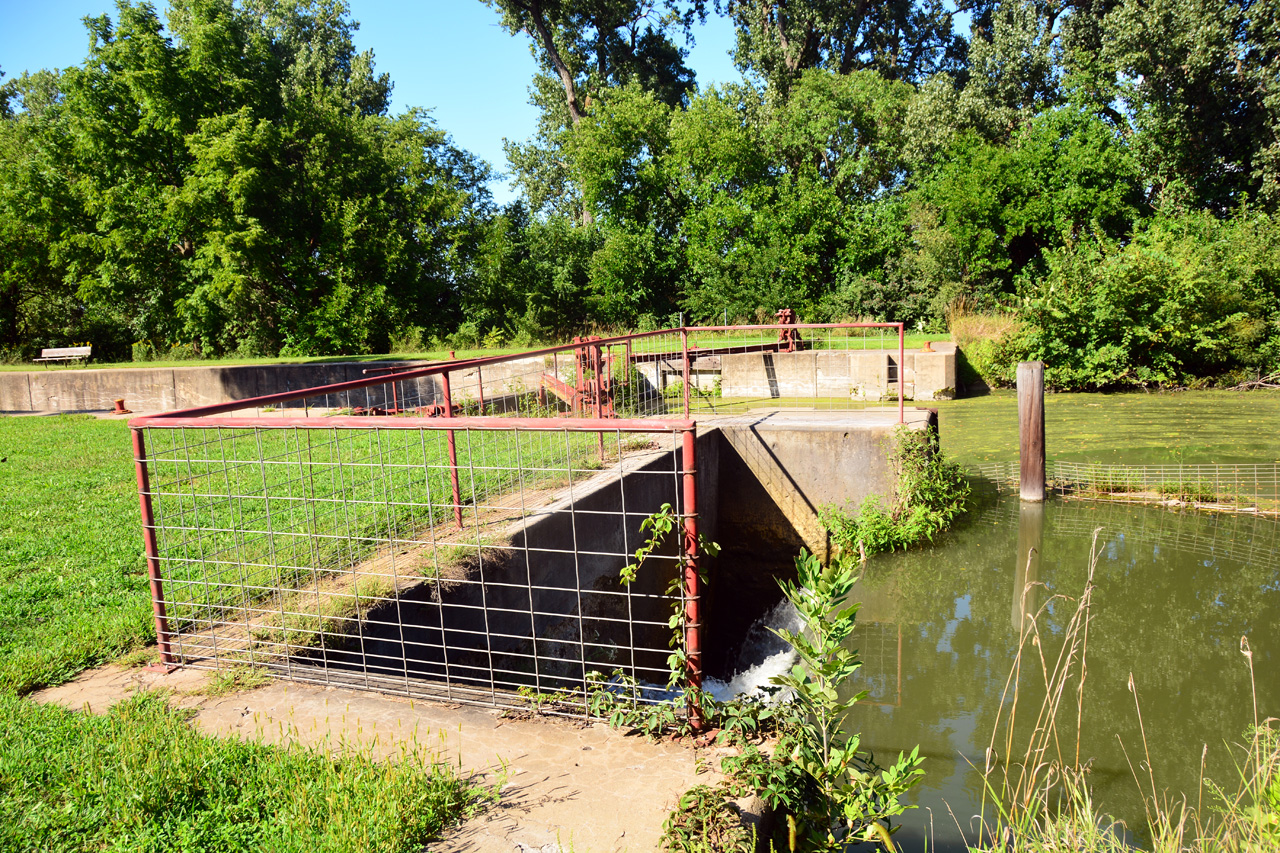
{"left": 721, "top": 346, "right": 958, "bottom": 402}
{"left": 0, "top": 357, "right": 548, "bottom": 414}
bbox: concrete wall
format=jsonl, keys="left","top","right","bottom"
{"left": 389, "top": 409, "right": 933, "bottom": 683}
{"left": 0, "top": 356, "right": 550, "bottom": 414}
{"left": 701, "top": 409, "right": 935, "bottom": 673}
{"left": 720, "top": 344, "right": 957, "bottom": 402}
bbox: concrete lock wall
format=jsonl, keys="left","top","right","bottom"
{"left": 0, "top": 357, "right": 549, "bottom": 414}
{"left": 719, "top": 344, "right": 958, "bottom": 402}
{"left": 348, "top": 410, "right": 933, "bottom": 686}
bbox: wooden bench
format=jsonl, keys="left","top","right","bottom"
{"left": 33, "top": 346, "right": 92, "bottom": 365}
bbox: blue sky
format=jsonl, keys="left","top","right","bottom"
{"left": 0, "top": 1, "right": 742, "bottom": 203}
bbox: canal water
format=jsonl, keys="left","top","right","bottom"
{"left": 846, "top": 493, "right": 1280, "bottom": 849}
{"left": 715, "top": 391, "right": 1280, "bottom": 848}
{"left": 844, "top": 390, "right": 1280, "bottom": 848}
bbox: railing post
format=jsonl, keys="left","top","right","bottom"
{"left": 441, "top": 370, "right": 464, "bottom": 528}
{"left": 680, "top": 327, "right": 691, "bottom": 418}
{"left": 681, "top": 428, "right": 703, "bottom": 730}
{"left": 476, "top": 365, "right": 485, "bottom": 415}
{"left": 1018, "top": 361, "right": 1046, "bottom": 501}
{"left": 131, "top": 428, "right": 175, "bottom": 666}
{"left": 898, "top": 322, "right": 905, "bottom": 425}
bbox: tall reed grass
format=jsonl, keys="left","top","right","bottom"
{"left": 969, "top": 529, "right": 1280, "bottom": 852}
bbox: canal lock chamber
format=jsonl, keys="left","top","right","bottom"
{"left": 287, "top": 409, "right": 936, "bottom": 704}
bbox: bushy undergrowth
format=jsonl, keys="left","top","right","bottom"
{"left": 823, "top": 425, "right": 971, "bottom": 558}
{"left": 953, "top": 209, "right": 1280, "bottom": 391}
{"left": 0, "top": 691, "right": 481, "bottom": 853}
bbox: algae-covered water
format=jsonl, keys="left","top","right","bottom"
{"left": 848, "top": 495, "right": 1280, "bottom": 850}
{"left": 849, "top": 390, "right": 1280, "bottom": 849}
{"left": 934, "top": 389, "right": 1280, "bottom": 467}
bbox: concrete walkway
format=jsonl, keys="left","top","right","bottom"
{"left": 33, "top": 665, "right": 723, "bottom": 852}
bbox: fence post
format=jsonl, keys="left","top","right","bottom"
{"left": 441, "top": 371, "right": 464, "bottom": 528}
{"left": 898, "top": 322, "right": 905, "bottom": 425}
{"left": 681, "top": 428, "right": 703, "bottom": 730}
{"left": 131, "top": 428, "right": 176, "bottom": 666}
{"left": 681, "top": 327, "right": 691, "bottom": 418}
{"left": 1018, "top": 361, "right": 1046, "bottom": 501}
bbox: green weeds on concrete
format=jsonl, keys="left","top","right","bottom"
{"left": 609, "top": 505, "right": 924, "bottom": 851}
{"left": 822, "top": 424, "right": 971, "bottom": 558}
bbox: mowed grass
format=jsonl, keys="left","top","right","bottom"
{"left": 0, "top": 415, "right": 483, "bottom": 850}
{"left": 0, "top": 416, "right": 153, "bottom": 694}
{"left": 0, "top": 691, "right": 482, "bottom": 853}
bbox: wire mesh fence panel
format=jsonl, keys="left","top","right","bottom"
{"left": 968, "top": 460, "right": 1280, "bottom": 516}
{"left": 137, "top": 418, "right": 698, "bottom": 715}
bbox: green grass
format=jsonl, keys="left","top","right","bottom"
{"left": 0, "top": 690, "right": 484, "bottom": 853}
{"left": 0, "top": 416, "right": 153, "bottom": 695}
{"left": 0, "top": 415, "right": 484, "bottom": 851}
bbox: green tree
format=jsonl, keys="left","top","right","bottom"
{"left": 0, "top": 0, "right": 492, "bottom": 358}
{"left": 904, "top": 105, "right": 1141, "bottom": 316}
{"left": 1102, "top": 0, "right": 1280, "bottom": 210}
{"left": 482, "top": 0, "right": 702, "bottom": 219}
{"left": 720, "top": 0, "right": 965, "bottom": 96}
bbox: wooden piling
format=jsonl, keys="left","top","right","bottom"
{"left": 1018, "top": 361, "right": 1045, "bottom": 502}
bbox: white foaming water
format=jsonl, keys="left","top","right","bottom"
{"left": 704, "top": 597, "right": 801, "bottom": 702}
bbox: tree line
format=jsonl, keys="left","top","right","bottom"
{"left": 4, "top": 0, "right": 1280, "bottom": 387}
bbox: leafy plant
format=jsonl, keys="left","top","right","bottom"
{"left": 761, "top": 549, "right": 924, "bottom": 850}
{"left": 823, "top": 424, "right": 970, "bottom": 558}
{"left": 619, "top": 502, "right": 720, "bottom": 692}
{"left": 661, "top": 784, "right": 756, "bottom": 853}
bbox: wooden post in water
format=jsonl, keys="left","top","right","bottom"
{"left": 1018, "top": 361, "right": 1045, "bottom": 502}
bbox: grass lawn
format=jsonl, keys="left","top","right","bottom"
{"left": 0, "top": 415, "right": 483, "bottom": 851}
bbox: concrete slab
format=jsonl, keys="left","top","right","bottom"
{"left": 0, "top": 372, "right": 33, "bottom": 412}
{"left": 31, "top": 664, "right": 717, "bottom": 853}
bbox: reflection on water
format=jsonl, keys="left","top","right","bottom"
{"left": 844, "top": 492, "right": 1280, "bottom": 851}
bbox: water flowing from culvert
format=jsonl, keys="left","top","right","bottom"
{"left": 704, "top": 598, "right": 802, "bottom": 702}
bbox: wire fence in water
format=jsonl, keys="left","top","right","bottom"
{"left": 969, "top": 460, "right": 1280, "bottom": 517}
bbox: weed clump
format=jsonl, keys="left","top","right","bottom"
{"left": 823, "top": 424, "right": 971, "bottom": 558}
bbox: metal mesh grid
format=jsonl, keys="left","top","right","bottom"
{"left": 968, "top": 486, "right": 1280, "bottom": 569}
{"left": 137, "top": 419, "right": 696, "bottom": 714}
{"left": 970, "top": 460, "right": 1280, "bottom": 516}
{"left": 129, "top": 319, "right": 911, "bottom": 713}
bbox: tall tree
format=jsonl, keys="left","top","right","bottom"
{"left": 0, "top": 0, "right": 492, "bottom": 358}
{"left": 1103, "top": 0, "right": 1280, "bottom": 210}
{"left": 482, "top": 0, "right": 703, "bottom": 217}
{"left": 719, "top": 0, "right": 966, "bottom": 95}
